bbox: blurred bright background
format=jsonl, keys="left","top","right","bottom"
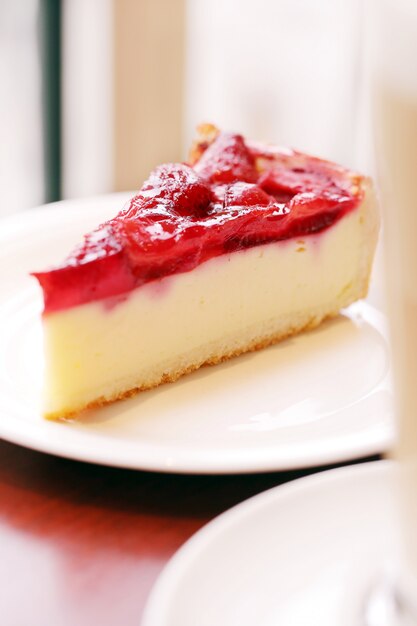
{"left": 1, "top": 0, "right": 373, "bottom": 217}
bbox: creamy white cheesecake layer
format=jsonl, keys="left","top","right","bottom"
{"left": 42, "top": 184, "right": 378, "bottom": 418}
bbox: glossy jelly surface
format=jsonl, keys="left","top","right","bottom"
{"left": 34, "top": 132, "right": 362, "bottom": 313}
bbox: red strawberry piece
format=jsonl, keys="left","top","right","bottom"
{"left": 194, "top": 132, "right": 258, "bottom": 184}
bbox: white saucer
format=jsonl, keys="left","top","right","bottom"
{"left": 142, "top": 461, "right": 399, "bottom": 626}
{"left": 0, "top": 196, "right": 394, "bottom": 473}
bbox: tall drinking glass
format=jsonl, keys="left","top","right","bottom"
{"left": 371, "top": 0, "right": 417, "bottom": 621}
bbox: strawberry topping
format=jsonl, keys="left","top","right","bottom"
{"left": 33, "top": 131, "right": 361, "bottom": 313}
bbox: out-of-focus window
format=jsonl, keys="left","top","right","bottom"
{"left": 0, "top": 0, "right": 44, "bottom": 216}
{"left": 62, "top": 0, "right": 113, "bottom": 199}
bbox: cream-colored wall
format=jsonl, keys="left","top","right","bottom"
{"left": 113, "top": 0, "right": 186, "bottom": 191}
{"left": 185, "top": 0, "right": 364, "bottom": 170}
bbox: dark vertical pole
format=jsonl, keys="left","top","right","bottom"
{"left": 39, "top": 0, "right": 61, "bottom": 203}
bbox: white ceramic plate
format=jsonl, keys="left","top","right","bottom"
{"left": 0, "top": 196, "right": 394, "bottom": 473}
{"left": 142, "top": 461, "right": 399, "bottom": 626}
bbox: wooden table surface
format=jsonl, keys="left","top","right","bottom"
{"left": 0, "top": 438, "right": 380, "bottom": 626}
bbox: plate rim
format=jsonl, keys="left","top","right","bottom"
{"left": 0, "top": 408, "right": 392, "bottom": 474}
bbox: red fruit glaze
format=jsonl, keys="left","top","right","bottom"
{"left": 33, "top": 131, "right": 363, "bottom": 313}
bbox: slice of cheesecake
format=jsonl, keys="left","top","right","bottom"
{"left": 33, "top": 125, "right": 379, "bottom": 419}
